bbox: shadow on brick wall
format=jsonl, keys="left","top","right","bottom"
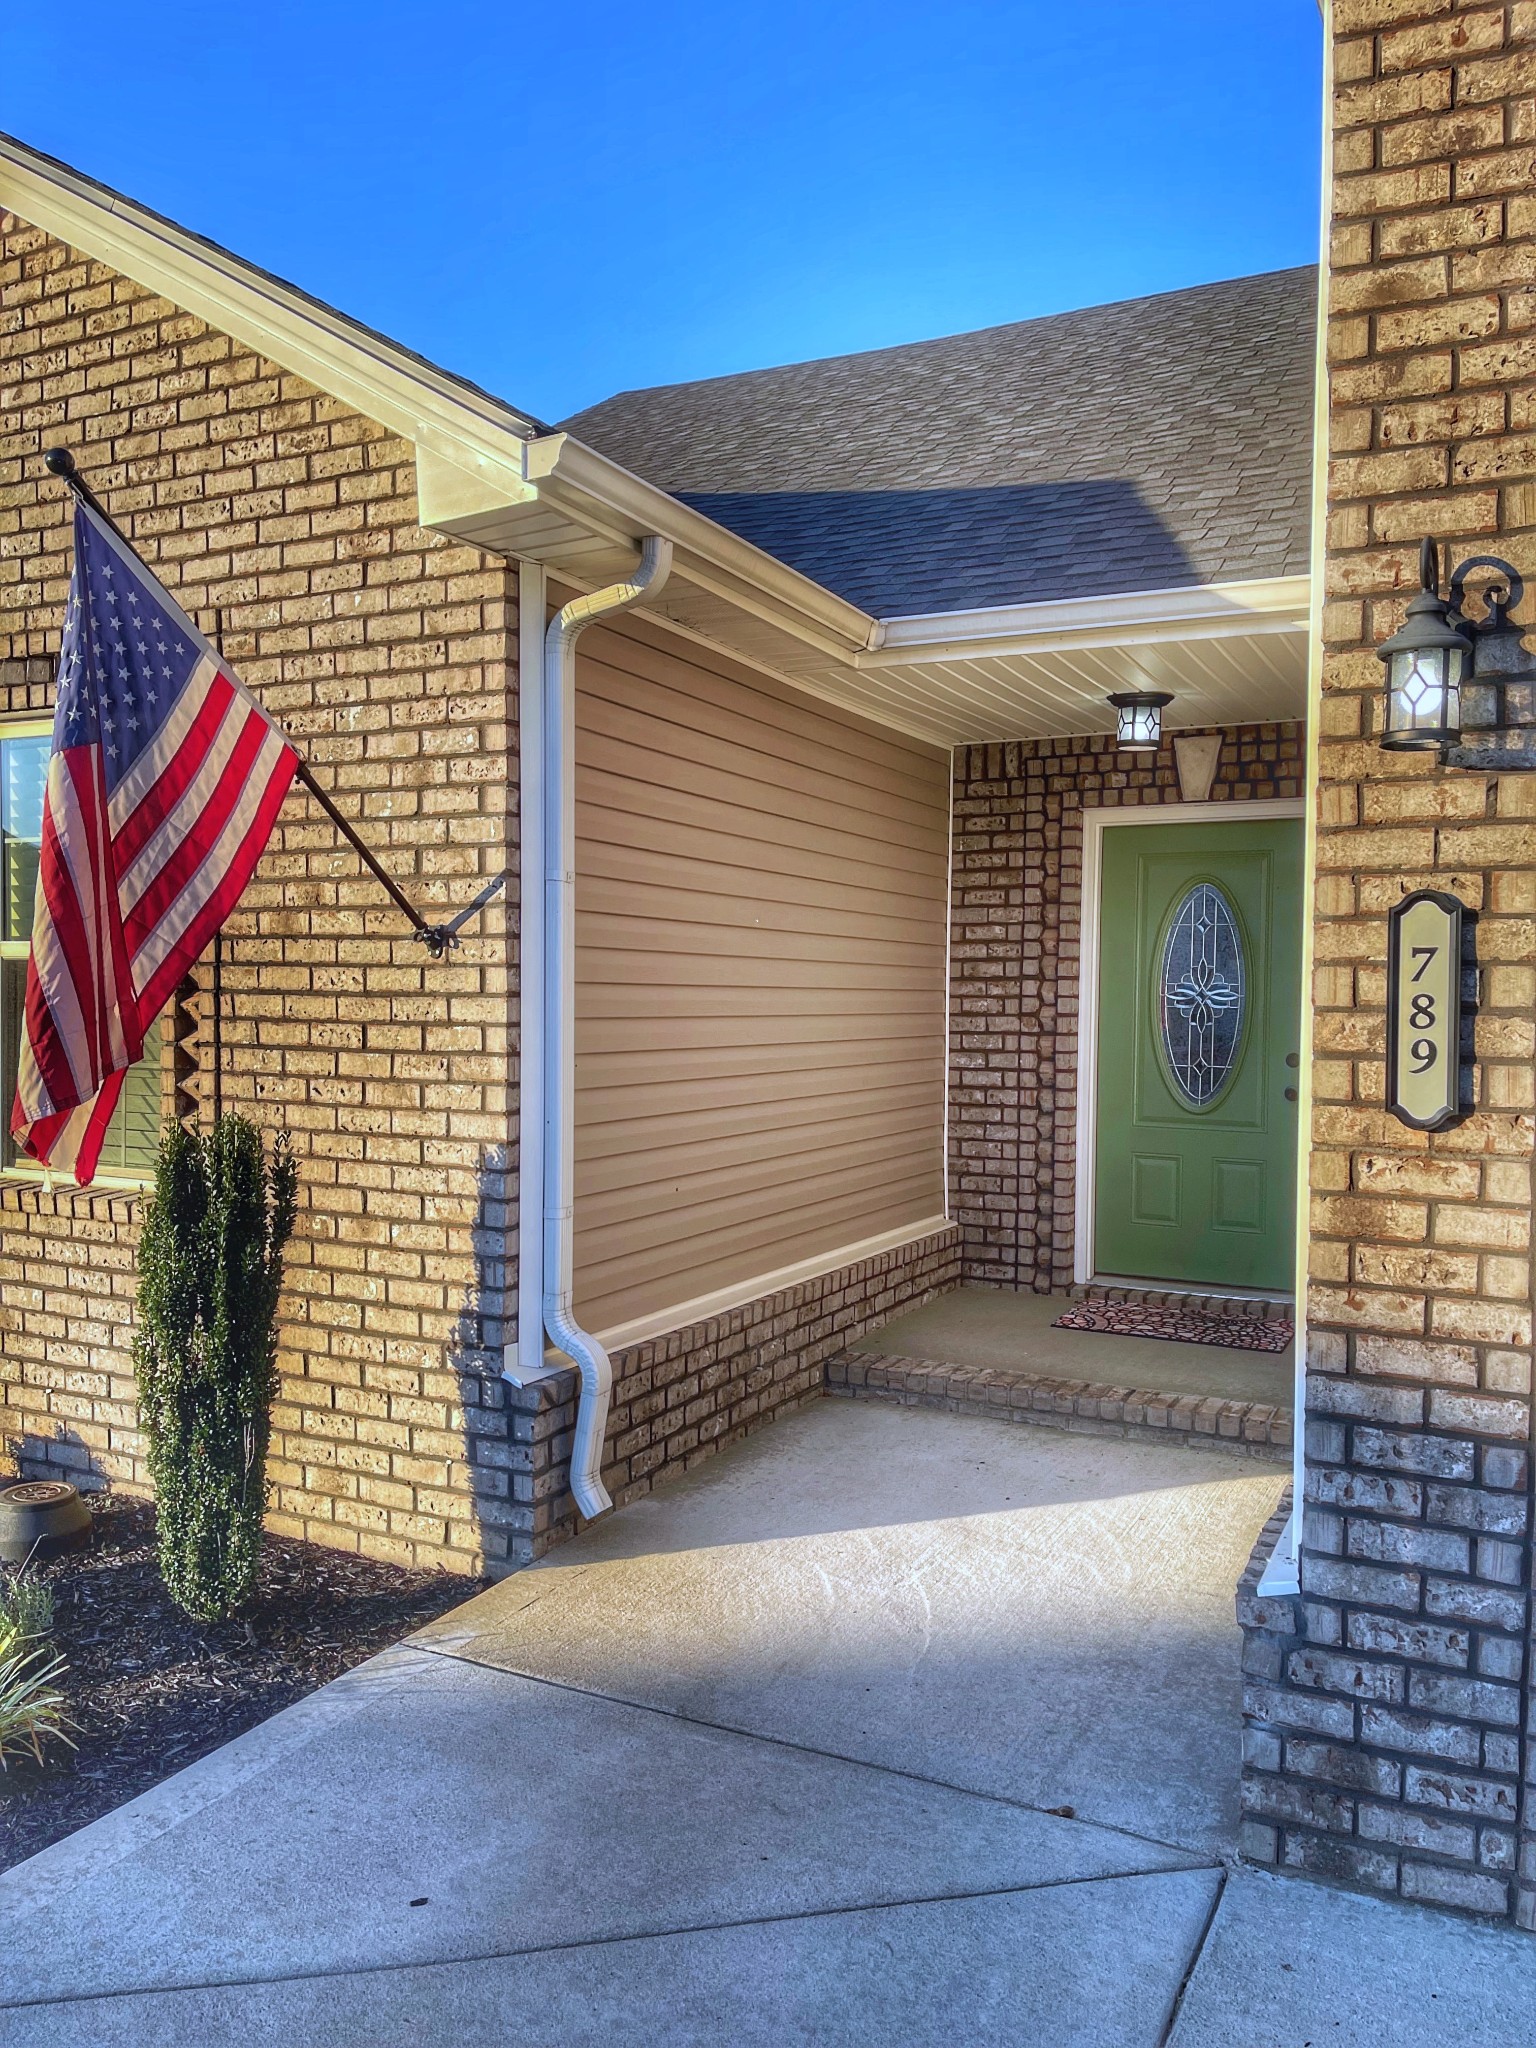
{"left": 448, "top": 1145, "right": 547, "bottom": 1577}
{"left": 5, "top": 1426, "right": 113, "bottom": 1493}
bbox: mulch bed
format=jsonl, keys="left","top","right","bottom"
{"left": 1052, "top": 1301, "right": 1295, "bottom": 1353}
{"left": 0, "top": 1493, "right": 477, "bottom": 1876}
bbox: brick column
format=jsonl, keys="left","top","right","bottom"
{"left": 1239, "top": 0, "right": 1536, "bottom": 1922}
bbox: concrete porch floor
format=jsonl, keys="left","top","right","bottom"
{"left": 854, "top": 1286, "right": 1295, "bottom": 1407}
{"left": 3, "top": 1401, "right": 1533, "bottom": 2046}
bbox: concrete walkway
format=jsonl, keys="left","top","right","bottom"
{"left": 3, "top": 1401, "right": 1533, "bottom": 2045}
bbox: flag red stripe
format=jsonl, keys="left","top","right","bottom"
{"left": 29, "top": 776, "right": 106, "bottom": 1100}
{"left": 121, "top": 707, "right": 270, "bottom": 960}
{"left": 66, "top": 1070, "right": 127, "bottom": 1186}
{"left": 84, "top": 747, "right": 143, "bottom": 1072}
{"left": 112, "top": 670, "right": 236, "bottom": 871}
{"left": 136, "top": 748, "right": 298, "bottom": 1020}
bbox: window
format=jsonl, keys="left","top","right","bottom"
{"left": 1, "top": 724, "right": 162, "bottom": 1182}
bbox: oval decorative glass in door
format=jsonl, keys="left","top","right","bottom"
{"left": 1158, "top": 882, "right": 1246, "bottom": 1106}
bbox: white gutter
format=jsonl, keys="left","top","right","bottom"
{"left": 541, "top": 537, "right": 674, "bottom": 1519}
{"left": 868, "top": 575, "right": 1312, "bottom": 663}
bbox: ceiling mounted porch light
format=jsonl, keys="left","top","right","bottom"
{"left": 1377, "top": 538, "right": 1475, "bottom": 752}
{"left": 1107, "top": 690, "right": 1174, "bottom": 752}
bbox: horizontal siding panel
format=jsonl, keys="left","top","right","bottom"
{"left": 578, "top": 1062, "right": 941, "bottom": 1131}
{"left": 583, "top": 765, "right": 946, "bottom": 883}
{"left": 582, "top": 837, "right": 944, "bottom": 923}
{"left": 580, "top": 1101, "right": 940, "bottom": 1190}
{"left": 581, "top": 731, "right": 945, "bottom": 861}
{"left": 579, "top": 616, "right": 945, "bottom": 788}
{"left": 581, "top": 795, "right": 944, "bottom": 902}
{"left": 574, "top": 611, "right": 949, "bottom": 1332}
{"left": 578, "top": 649, "right": 948, "bottom": 814}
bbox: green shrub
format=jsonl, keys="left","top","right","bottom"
{"left": 133, "top": 1115, "right": 297, "bottom": 1621}
{"left": 0, "top": 1567, "right": 54, "bottom": 1657}
{"left": 0, "top": 1646, "right": 75, "bottom": 1768}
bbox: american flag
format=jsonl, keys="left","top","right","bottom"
{"left": 10, "top": 500, "right": 297, "bottom": 1182}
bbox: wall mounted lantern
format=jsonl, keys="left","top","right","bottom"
{"left": 1107, "top": 690, "right": 1174, "bottom": 753}
{"left": 1379, "top": 539, "right": 1535, "bottom": 766}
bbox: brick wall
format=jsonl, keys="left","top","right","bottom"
{"left": 949, "top": 722, "right": 1305, "bottom": 1291}
{"left": 0, "top": 209, "right": 526, "bottom": 1574}
{"left": 1237, "top": 0, "right": 1536, "bottom": 1926}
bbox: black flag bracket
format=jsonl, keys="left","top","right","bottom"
{"left": 42, "top": 448, "right": 489, "bottom": 961}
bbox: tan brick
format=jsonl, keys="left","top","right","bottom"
{"left": 1335, "top": 164, "right": 1454, "bottom": 220}
{"left": 1377, "top": 392, "right": 1507, "bottom": 447}
{"left": 1310, "top": 1285, "right": 1427, "bottom": 1335}
{"left": 1456, "top": 148, "right": 1536, "bottom": 200}
{"left": 1376, "top": 296, "right": 1503, "bottom": 350}
{"left": 1379, "top": 10, "right": 1508, "bottom": 74}
{"left": 1331, "top": 257, "right": 1450, "bottom": 314}
{"left": 1381, "top": 107, "right": 1508, "bottom": 168}
{"left": 1372, "top": 488, "right": 1500, "bottom": 539}
{"left": 1355, "top": 1153, "right": 1482, "bottom": 1200}
{"left": 1458, "top": 334, "right": 1536, "bottom": 388}
{"left": 1377, "top": 201, "right": 1506, "bottom": 259}
{"left": 1353, "top": 1334, "right": 1479, "bottom": 1384}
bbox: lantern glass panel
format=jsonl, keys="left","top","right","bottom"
{"left": 1386, "top": 643, "right": 1466, "bottom": 744}
{"left": 1116, "top": 700, "right": 1160, "bottom": 750}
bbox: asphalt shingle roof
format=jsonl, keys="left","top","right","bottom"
{"left": 563, "top": 268, "right": 1316, "bottom": 618}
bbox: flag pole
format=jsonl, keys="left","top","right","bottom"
{"left": 42, "top": 449, "right": 458, "bottom": 959}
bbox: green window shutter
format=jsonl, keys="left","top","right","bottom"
{"left": 94, "top": 1019, "right": 164, "bottom": 1178}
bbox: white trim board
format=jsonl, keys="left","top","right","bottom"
{"left": 592, "top": 1215, "right": 954, "bottom": 1357}
{"left": 1072, "top": 798, "right": 1307, "bottom": 1289}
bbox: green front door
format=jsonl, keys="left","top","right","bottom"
{"left": 1094, "top": 816, "right": 1303, "bottom": 1290}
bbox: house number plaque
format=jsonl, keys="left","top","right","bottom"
{"left": 1386, "top": 890, "right": 1468, "bottom": 1131}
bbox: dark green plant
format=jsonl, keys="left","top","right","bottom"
{"left": 0, "top": 1646, "right": 75, "bottom": 1768}
{"left": 133, "top": 1115, "right": 297, "bottom": 1621}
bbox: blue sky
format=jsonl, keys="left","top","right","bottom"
{"left": 5, "top": 3, "right": 1321, "bottom": 423}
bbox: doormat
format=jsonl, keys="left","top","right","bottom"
{"left": 1052, "top": 1302, "right": 1293, "bottom": 1353}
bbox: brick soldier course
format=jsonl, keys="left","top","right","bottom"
{"left": 1235, "top": 0, "right": 1536, "bottom": 1929}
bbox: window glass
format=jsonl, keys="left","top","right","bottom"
{"left": 1158, "top": 882, "right": 1246, "bottom": 1107}
{"left": 2, "top": 734, "right": 47, "bottom": 943}
{"left": 0, "top": 728, "right": 162, "bottom": 1179}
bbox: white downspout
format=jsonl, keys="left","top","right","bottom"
{"left": 511, "top": 561, "right": 551, "bottom": 1388}
{"left": 543, "top": 537, "right": 674, "bottom": 1519}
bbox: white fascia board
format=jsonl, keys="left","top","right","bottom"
{"left": 0, "top": 133, "right": 542, "bottom": 487}
{"left": 867, "top": 574, "right": 1314, "bottom": 665}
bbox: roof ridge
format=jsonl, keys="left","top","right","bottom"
{"left": 565, "top": 264, "right": 1317, "bottom": 418}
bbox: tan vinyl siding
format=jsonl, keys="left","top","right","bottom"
{"left": 574, "top": 610, "right": 949, "bottom": 1335}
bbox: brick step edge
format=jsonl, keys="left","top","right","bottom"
{"left": 826, "top": 1349, "right": 1292, "bottom": 1456}
{"left": 1072, "top": 1283, "right": 1296, "bottom": 1325}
